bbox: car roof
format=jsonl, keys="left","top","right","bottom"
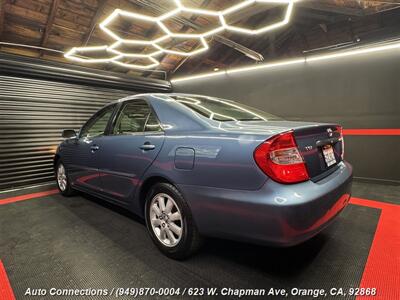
{"left": 107, "top": 93, "right": 221, "bottom": 105}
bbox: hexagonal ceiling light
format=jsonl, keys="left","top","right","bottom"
{"left": 108, "top": 41, "right": 162, "bottom": 70}
{"left": 154, "top": 36, "right": 209, "bottom": 57}
{"left": 175, "top": 0, "right": 248, "bottom": 13}
{"left": 220, "top": 0, "right": 295, "bottom": 35}
{"left": 64, "top": 45, "right": 121, "bottom": 63}
{"left": 64, "top": 0, "right": 299, "bottom": 70}
{"left": 99, "top": 7, "right": 211, "bottom": 57}
{"left": 158, "top": 0, "right": 225, "bottom": 38}
{"left": 112, "top": 55, "right": 160, "bottom": 70}
{"left": 108, "top": 40, "right": 163, "bottom": 57}
{"left": 99, "top": 8, "right": 178, "bottom": 44}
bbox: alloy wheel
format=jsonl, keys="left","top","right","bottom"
{"left": 57, "top": 164, "right": 67, "bottom": 192}
{"left": 149, "top": 193, "right": 183, "bottom": 247}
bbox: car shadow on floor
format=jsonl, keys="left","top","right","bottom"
{"left": 59, "top": 191, "right": 328, "bottom": 279}
{"left": 201, "top": 234, "right": 327, "bottom": 276}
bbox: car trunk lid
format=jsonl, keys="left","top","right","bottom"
{"left": 292, "top": 124, "right": 343, "bottom": 181}
{"left": 219, "top": 120, "right": 344, "bottom": 182}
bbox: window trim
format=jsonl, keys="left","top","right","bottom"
{"left": 107, "top": 99, "right": 164, "bottom": 136}
{"left": 79, "top": 103, "right": 117, "bottom": 139}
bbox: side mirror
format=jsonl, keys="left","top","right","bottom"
{"left": 62, "top": 129, "right": 77, "bottom": 139}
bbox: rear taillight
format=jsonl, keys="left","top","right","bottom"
{"left": 254, "top": 131, "right": 309, "bottom": 184}
{"left": 335, "top": 126, "right": 344, "bottom": 159}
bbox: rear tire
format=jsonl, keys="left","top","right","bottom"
{"left": 145, "top": 182, "right": 202, "bottom": 260}
{"left": 55, "top": 161, "right": 75, "bottom": 196}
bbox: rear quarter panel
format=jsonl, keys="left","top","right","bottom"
{"left": 143, "top": 132, "right": 269, "bottom": 190}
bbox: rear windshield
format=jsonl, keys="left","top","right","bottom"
{"left": 171, "top": 95, "right": 281, "bottom": 122}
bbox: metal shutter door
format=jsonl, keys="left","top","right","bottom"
{"left": 0, "top": 75, "right": 132, "bottom": 190}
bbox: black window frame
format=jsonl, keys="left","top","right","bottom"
{"left": 79, "top": 103, "right": 118, "bottom": 139}
{"left": 108, "top": 99, "right": 164, "bottom": 136}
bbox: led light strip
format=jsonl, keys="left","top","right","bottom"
{"left": 98, "top": 7, "right": 211, "bottom": 57}
{"left": 99, "top": 9, "right": 177, "bottom": 44}
{"left": 107, "top": 40, "right": 163, "bottom": 57}
{"left": 64, "top": 45, "right": 161, "bottom": 69}
{"left": 220, "top": 0, "right": 294, "bottom": 35}
{"left": 112, "top": 56, "right": 160, "bottom": 69}
{"left": 64, "top": 45, "right": 122, "bottom": 63}
{"left": 171, "top": 41, "right": 400, "bottom": 83}
{"left": 162, "top": 0, "right": 296, "bottom": 38}
{"left": 154, "top": 36, "right": 209, "bottom": 56}
{"left": 65, "top": 0, "right": 299, "bottom": 69}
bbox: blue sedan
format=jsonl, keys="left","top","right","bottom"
{"left": 55, "top": 93, "right": 352, "bottom": 259}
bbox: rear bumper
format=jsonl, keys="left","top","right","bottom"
{"left": 178, "top": 161, "right": 353, "bottom": 246}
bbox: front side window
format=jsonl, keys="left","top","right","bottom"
{"left": 113, "top": 100, "right": 162, "bottom": 135}
{"left": 80, "top": 104, "right": 116, "bottom": 138}
{"left": 172, "top": 95, "right": 281, "bottom": 122}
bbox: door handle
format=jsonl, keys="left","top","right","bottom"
{"left": 140, "top": 143, "right": 155, "bottom": 151}
{"left": 90, "top": 145, "right": 100, "bottom": 153}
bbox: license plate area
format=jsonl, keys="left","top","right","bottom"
{"left": 322, "top": 144, "right": 336, "bottom": 167}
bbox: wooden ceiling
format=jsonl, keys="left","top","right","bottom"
{"left": 0, "top": 0, "right": 399, "bottom": 80}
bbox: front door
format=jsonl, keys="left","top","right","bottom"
{"left": 67, "top": 104, "right": 116, "bottom": 192}
{"left": 96, "top": 99, "right": 164, "bottom": 202}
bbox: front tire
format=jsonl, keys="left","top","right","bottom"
{"left": 145, "top": 183, "right": 202, "bottom": 260}
{"left": 55, "top": 161, "right": 75, "bottom": 196}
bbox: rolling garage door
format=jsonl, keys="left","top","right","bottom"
{"left": 0, "top": 75, "right": 134, "bottom": 190}
{"left": 0, "top": 53, "right": 171, "bottom": 191}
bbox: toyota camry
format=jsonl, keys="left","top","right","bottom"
{"left": 54, "top": 93, "right": 353, "bottom": 259}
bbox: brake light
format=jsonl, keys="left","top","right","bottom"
{"left": 335, "top": 126, "right": 344, "bottom": 159}
{"left": 254, "top": 131, "right": 309, "bottom": 184}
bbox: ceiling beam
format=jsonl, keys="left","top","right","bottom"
{"left": 133, "top": 0, "right": 263, "bottom": 61}
{"left": 213, "top": 34, "right": 264, "bottom": 61}
{"left": 81, "top": 0, "right": 107, "bottom": 46}
{"left": 299, "top": 2, "right": 364, "bottom": 16}
{"left": 40, "top": 0, "right": 60, "bottom": 56}
{"left": 170, "top": 55, "right": 190, "bottom": 74}
{"left": 176, "top": 40, "right": 226, "bottom": 76}
{"left": 143, "top": 0, "right": 212, "bottom": 77}
{"left": 295, "top": 7, "right": 342, "bottom": 23}
{"left": 224, "top": 3, "right": 276, "bottom": 25}
{"left": 299, "top": 2, "right": 400, "bottom": 16}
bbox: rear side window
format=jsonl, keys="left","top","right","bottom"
{"left": 113, "top": 100, "right": 162, "bottom": 135}
{"left": 80, "top": 104, "right": 116, "bottom": 138}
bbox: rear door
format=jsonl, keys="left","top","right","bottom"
{"left": 96, "top": 99, "right": 165, "bottom": 202}
{"left": 66, "top": 104, "right": 117, "bottom": 191}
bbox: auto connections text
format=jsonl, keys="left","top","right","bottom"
{"left": 24, "top": 287, "right": 377, "bottom": 298}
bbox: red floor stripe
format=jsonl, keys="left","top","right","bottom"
{"left": 350, "top": 197, "right": 398, "bottom": 210}
{"left": 343, "top": 129, "right": 400, "bottom": 136}
{"left": 0, "top": 261, "right": 15, "bottom": 300}
{"left": 350, "top": 197, "right": 400, "bottom": 300}
{"left": 0, "top": 189, "right": 59, "bottom": 205}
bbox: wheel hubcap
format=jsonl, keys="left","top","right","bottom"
{"left": 149, "top": 193, "right": 183, "bottom": 247}
{"left": 57, "top": 164, "right": 67, "bottom": 191}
